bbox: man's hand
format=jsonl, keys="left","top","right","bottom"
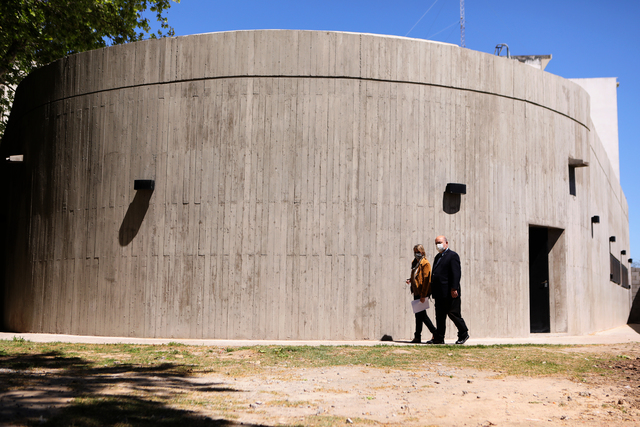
{"left": 451, "top": 289, "right": 459, "bottom": 298}
{"left": 420, "top": 297, "right": 425, "bottom": 303}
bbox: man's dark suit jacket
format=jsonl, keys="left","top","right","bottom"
{"left": 430, "top": 248, "right": 461, "bottom": 300}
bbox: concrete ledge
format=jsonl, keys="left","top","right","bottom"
{"left": 1, "top": 324, "right": 638, "bottom": 347}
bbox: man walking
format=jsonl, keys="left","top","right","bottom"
{"left": 427, "top": 235, "right": 469, "bottom": 345}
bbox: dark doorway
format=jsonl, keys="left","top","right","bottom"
{"left": 0, "top": 163, "right": 7, "bottom": 331}
{"left": 529, "top": 227, "right": 551, "bottom": 333}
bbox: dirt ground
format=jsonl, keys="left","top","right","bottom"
{"left": 2, "top": 344, "right": 640, "bottom": 426}
{"left": 191, "top": 344, "right": 640, "bottom": 426}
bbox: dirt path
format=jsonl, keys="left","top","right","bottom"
{"left": 185, "top": 360, "right": 639, "bottom": 426}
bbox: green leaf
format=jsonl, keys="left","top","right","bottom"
{"left": 0, "top": 0, "right": 180, "bottom": 138}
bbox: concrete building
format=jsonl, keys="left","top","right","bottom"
{"left": 0, "top": 30, "right": 630, "bottom": 340}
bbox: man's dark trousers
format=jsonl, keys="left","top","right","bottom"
{"left": 434, "top": 296, "right": 468, "bottom": 342}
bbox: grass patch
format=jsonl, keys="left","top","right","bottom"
{"left": 266, "top": 399, "right": 312, "bottom": 408}
{"left": 293, "top": 415, "right": 377, "bottom": 426}
{"left": 0, "top": 341, "right": 616, "bottom": 379}
{"left": 232, "top": 344, "right": 613, "bottom": 380}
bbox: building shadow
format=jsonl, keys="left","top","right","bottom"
{"left": 626, "top": 324, "right": 640, "bottom": 334}
{"left": 119, "top": 190, "right": 153, "bottom": 246}
{"left": 627, "top": 288, "right": 640, "bottom": 324}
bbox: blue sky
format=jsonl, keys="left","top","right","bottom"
{"left": 158, "top": 0, "right": 640, "bottom": 258}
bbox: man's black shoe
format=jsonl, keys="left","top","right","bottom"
{"left": 425, "top": 339, "right": 445, "bottom": 345}
{"left": 455, "top": 334, "right": 469, "bottom": 345}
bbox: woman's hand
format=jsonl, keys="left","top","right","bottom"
{"left": 420, "top": 297, "right": 425, "bottom": 303}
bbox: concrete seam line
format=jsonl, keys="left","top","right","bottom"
{"left": 18, "top": 74, "right": 590, "bottom": 132}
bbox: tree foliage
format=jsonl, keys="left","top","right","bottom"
{"left": 0, "top": 0, "right": 179, "bottom": 137}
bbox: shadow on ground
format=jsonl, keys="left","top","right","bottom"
{"left": 0, "top": 350, "right": 271, "bottom": 426}
{"left": 628, "top": 324, "right": 640, "bottom": 335}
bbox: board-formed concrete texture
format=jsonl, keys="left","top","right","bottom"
{"left": 0, "top": 30, "right": 630, "bottom": 340}
{"left": 570, "top": 77, "right": 620, "bottom": 181}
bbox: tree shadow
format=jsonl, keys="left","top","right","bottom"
{"left": 41, "top": 395, "right": 264, "bottom": 426}
{"left": 0, "top": 350, "right": 273, "bottom": 427}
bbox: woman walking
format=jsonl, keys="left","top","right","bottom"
{"left": 406, "top": 244, "right": 436, "bottom": 343}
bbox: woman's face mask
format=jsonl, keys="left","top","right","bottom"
{"left": 414, "top": 253, "right": 422, "bottom": 260}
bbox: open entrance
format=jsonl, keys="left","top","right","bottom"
{"left": 529, "top": 226, "right": 567, "bottom": 334}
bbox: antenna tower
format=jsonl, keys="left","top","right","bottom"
{"left": 460, "top": 0, "right": 466, "bottom": 48}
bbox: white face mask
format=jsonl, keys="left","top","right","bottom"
{"left": 414, "top": 253, "right": 422, "bottom": 260}
{"left": 436, "top": 243, "right": 445, "bottom": 253}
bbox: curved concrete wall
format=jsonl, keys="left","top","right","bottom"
{"left": 1, "top": 30, "right": 630, "bottom": 339}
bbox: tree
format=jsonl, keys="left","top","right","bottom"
{"left": 0, "top": 0, "right": 179, "bottom": 138}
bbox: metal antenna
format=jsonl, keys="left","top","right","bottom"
{"left": 460, "top": 0, "right": 466, "bottom": 47}
{"left": 494, "top": 44, "right": 510, "bottom": 58}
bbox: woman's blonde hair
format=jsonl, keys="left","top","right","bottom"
{"left": 413, "top": 244, "right": 425, "bottom": 256}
